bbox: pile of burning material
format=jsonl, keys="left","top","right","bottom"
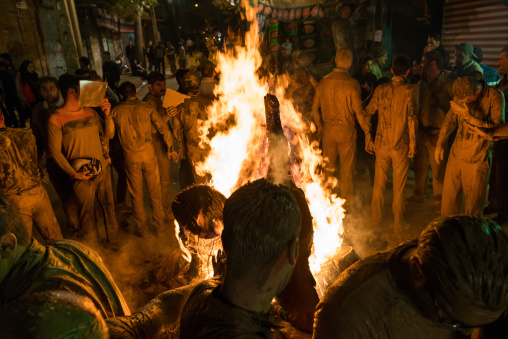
{"left": 156, "top": 185, "right": 226, "bottom": 288}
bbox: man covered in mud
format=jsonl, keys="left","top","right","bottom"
{"left": 142, "top": 71, "right": 177, "bottom": 221}
{"left": 312, "top": 48, "right": 370, "bottom": 211}
{"left": 48, "top": 74, "right": 118, "bottom": 243}
{"left": 31, "top": 76, "right": 79, "bottom": 233}
{"left": 407, "top": 51, "right": 453, "bottom": 213}
{"left": 0, "top": 111, "right": 62, "bottom": 243}
{"left": 0, "top": 195, "right": 130, "bottom": 319}
{"left": 435, "top": 76, "right": 504, "bottom": 216}
{"left": 313, "top": 216, "right": 508, "bottom": 339}
{"left": 179, "top": 179, "right": 301, "bottom": 338}
{"left": 364, "top": 54, "right": 417, "bottom": 229}
{"left": 112, "top": 81, "right": 176, "bottom": 237}
{"left": 173, "top": 72, "right": 214, "bottom": 189}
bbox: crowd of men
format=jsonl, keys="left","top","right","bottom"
{"left": 0, "top": 31, "right": 508, "bottom": 338}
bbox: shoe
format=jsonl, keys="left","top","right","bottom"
{"left": 406, "top": 195, "right": 427, "bottom": 203}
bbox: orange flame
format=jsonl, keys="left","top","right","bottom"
{"left": 194, "top": 0, "right": 344, "bottom": 277}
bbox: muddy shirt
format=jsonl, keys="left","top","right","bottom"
{"left": 415, "top": 72, "right": 454, "bottom": 130}
{"left": 31, "top": 97, "right": 64, "bottom": 159}
{"left": 143, "top": 92, "right": 172, "bottom": 152}
{"left": 0, "top": 128, "right": 41, "bottom": 195}
{"left": 0, "top": 238, "right": 130, "bottom": 319}
{"left": 48, "top": 108, "right": 114, "bottom": 177}
{"left": 313, "top": 242, "right": 459, "bottom": 339}
{"left": 180, "top": 279, "right": 281, "bottom": 339}
{"left": 439, "top": 86, "right": 505, "bottom": 163}
{"left": 199, "top": 77, "right": 218, "bottom": 98}
{"left": 111, "top": 98, "right": 173, "bottom": 162}
{"left": 365, "top": 76, "right": 417, "bottom": 151}
{"left": 312, "top": 68, "right": 368, "bottom": 134}
{"left": 174, "top": 94, "right": 213, "bottom": 153}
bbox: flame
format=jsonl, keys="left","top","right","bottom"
{"left": 193, "top": 1, "right": 345, "bottom": 277}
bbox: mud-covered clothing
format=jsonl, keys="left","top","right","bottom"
{"left": 199, "top": 77, "right": 218, "bottom": 98}
{"left": 0, "top": 128, "right": 62, "bottom": 242}
{"left": 111, "top": 98, "right": 173, "bottom": 232}
{"left": 413, "top": 72, "right": 453, "bottom": 200}
{"left": 313, "top": 241, "right": 461, "bottom": 339}
{"left": 143, "top": 93, "right": 174, "bottom": 219}
{"left": 31, "top": 97, "right": 64, "bottom": 160}
{"left": 438, "top": 86, "right": 505, "bottom": 216}
{"left": 454, "top": 59, "right": 483, "bottom": 77}
{"left": 174, "top": 94, "right": 213, "bottom": 188}
{"left": 0, "top": 238, "right": 130, "bottom": 319}
{"left": 180, "top": 279, "right": 282, "bottom": 339}
{"left": 364, "top": 76, "right": 417, "bottom": 226}
{"left": 48, "top": 108, "right": 114, "bottom": 177}
{"left": 312, "top": 68, "right": 370, "bottom": 205}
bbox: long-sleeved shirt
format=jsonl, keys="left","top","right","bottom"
{"left": 312, "top": 68, "right": 369, "bottom": 135}
{"left": 0, "top": 128, "right": 41, "bottom": 195}
{"left": 48, "top": 108, "right": 115, "bottom": 177}
{"left": 438, "top": 86, "right": 505, "bottom": 163}
{"left": 364, "top": 76, "right": 418, "bottom": 151}
{"left": 31, "top": 97, "right": 64, "bottom": 161}
{"left": 173, "top": 94, "right": 213, "bottom": 153}
{"left": 111, "top": 98, "right": 173, "bottom": 162}
{"left": 415, "top": 72, "right": 453, "bottom": 131}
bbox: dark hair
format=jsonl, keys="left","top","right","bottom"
{"left": 221, "top": 179, "right": 301, "bottom": 277}
{"left": 19, "top": 60, "right": 33, "bottom": 74}
{"left": 417, "top": 216, "right": 508, "bottom": 312}
{"left": 391, "top": 54, "right": 411, "bottom": 76}
{"left": 175, "top": 69, "right": 190, "bottom": 86}
{"left": 0, "top": 53, "right": 12, "bottom": 63}
{"left": 453, "top": 76, "right": 476, "bottom": 99}
{"left": 119, "top": 81, "right": 137, "bottom": 99}
{"left": 424, "top": 50, "right": 443, "bottom": 70}
{"left": 502, "top": 46, "right": 508, "bottom": 54}
{"left": 146, "top": 71, "right": 165, "bottom": 85}
{"left": 39, "top": 76, "right": 58, "bottom": 89}
{"left": 78, "top": 57, "right": 90, "bottom": 67}
{"left": 58, "top": 74, "right": 81, "bottom": 99}
{"left": 200, "top": 61, "right": 216, "bottom": 78}
{"left": 428, "top": 32, "right": 442, "bottom": 42}
{"left": 357, "top": 56, "right": 373, "bottom": 75}
{"left": 102, "top": 51, "right": 110, "bottom": 56}
{"left": 0, "top": 195, "right": 30, "bottom": 246}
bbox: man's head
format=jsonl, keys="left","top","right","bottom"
{"left": 472, "top": 47, "right": 483, "bottom": 64}
{"left": 200, "top": 61, "right": 216, "bottom": 78}
{"left": 0, "top": 195, "right": 30, "bottom": 284}
{"left": 498, "top": 46, "right": 508, "bottom": 75}
{"left": 182, "top": 73, "right": 200, "bottom": 95}
{"left": 335, "top": 48, "right": 353, "bottom": 70}
{"left": 58, "top": 74, "right": 81, "bottom": 101}
{"left": 102, "top": 51, "right": 111, "bottom": 63}
{"left": 412, "top": 216, "right": 508, "bottom": 329}
{"left": 78, "top": 57, "right": 90, "bottom": 69}
{"left": 359, "top": 56, "right": 373, "bottom": 75}
{"left": 455, "top": 42, "right": 476, "bottom": 66}
{"left": 118, "top": 81, "right": 137, "bottom": 101}
{"left": 39, "top": 77, "right": 60, "bottom": 104}
{"left": 427, "top": 33, "right": 442, "bottom": 50}
{"left": 0, "top": 53, "right": 12, "bottom": 66}
{"left": 221, "top": 179, "right": 301, "bottom": 293}
{"left": 374, "top": 48, "right": 388, "bottom": 67}
{"left": 422, "top": 50, "right": 443, "bottom": 75}
{"left": 391, "top": 54, "right": 411, "bottom": 77}
{"left": 147, "top": 71, "right": 166, "bottom": 97}
{"left": 453, "top": 76, "right": 481, "bottom": 103}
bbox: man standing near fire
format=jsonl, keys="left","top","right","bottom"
{"left": 364, "top": 54, "right": 417, "bottom": 229}
{"left": 436, "top": 76, "right": 504, "bottom": 216}
{"left": 143, "top": 72, "right": 178, "bottom": 221}
{"left": 312, "top": 48, "right": 371, "bottom": 212}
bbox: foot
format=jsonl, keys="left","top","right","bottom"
{"left": 406, "top": 194, "right": 427, "bottom": 203}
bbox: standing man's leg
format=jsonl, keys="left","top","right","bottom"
{"left": 441, "top": 155, "right": 463, "bottom": 216}
{"left": 31, "top": 189, "right": 63, "bottom": 242}
{"left": 96, "top": 165, "right": 119, "bottom": 242}
{"left": 462, "top": 159, "right": 491, "bottom": 217}
{"left": 337, "top": 137, "right": 356, "bottom": 209}
{"left": 143, "top": 158, "right": 165, "bottom": 233}
{"left": 153, "top": 139, "right": 172, "bottom": 220}
{"left": 322, "top": 129, "right": 339, "bottom": 190}
{"left": 428, "top": 133, "right": 448, "bottom": 210}
{"left": 412, "top": 132, "right": 429, "bottom": 201}
{"left": 125, "top": 161, "right": 148, "bottom": 235}
{"left": 73, "top": 177, "right": 100, "bottom": 243}
{"left": 391, "top": 148, "right": 410, "bottom": 227}
{"left": 371, "top": 149, "right": 391, "bottom": 225}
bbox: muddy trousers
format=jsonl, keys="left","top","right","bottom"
{"left": 7, "top": 186, "right": 63, "bottom": 242}
{"left": 73, "top": 167, "right": 119, "bottom": 243}
{"left": 413, "top": 132, "right": 447, "bottom": 201}
{"left": 322, "top": 128, "right": 356, "bottom": 206}
{"left": 371, "top": 147, "right": 409, "bottom": 227}
{"left": 46, "top": 158, "right": 79, "bottom": 232}
{"left": 153, "top": 138, "right": 172, "bottom": 220}
{"left": 125, "top": 157, "right": 164, "bottom": 233}
{"left": 441, "top": 154, "right": 490, "bottom": 217}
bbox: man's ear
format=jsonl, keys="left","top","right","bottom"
{"left": 410, "top": 255, "right": 426, "bottom": 287}
{"left": 287, "top": 237, "right": 299, "bottom": 266}
{"left": 0, "top": 234, "right": 17, "bottom": 259}
{"left": 148, "top": 84, "right": 153, "bottom": 92}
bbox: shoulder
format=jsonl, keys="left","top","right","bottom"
{"left": 48, "top": 110, "right": 64, "bottom": 128}
{"left": 49, "top": 239, "right": 106, "bottom": 266}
